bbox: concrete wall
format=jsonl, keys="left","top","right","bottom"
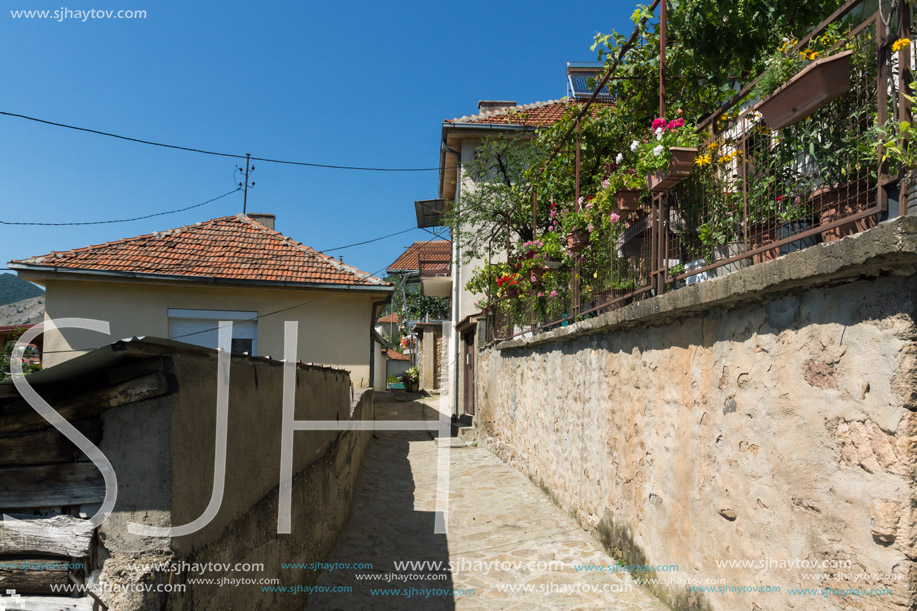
{"left": 32, "top": 276, "right": 382, "bottom": 386}
{"left": 92, "top": 346, "right": 374, "bottom": 610}
{"left": 474, "top": 218, "right": 917, "bottom": 610}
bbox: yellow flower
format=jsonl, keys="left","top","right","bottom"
{"left": 707, "top": 141, "right": 719, "bottom": 152}
{"left": 892, "top": 38, "right": 911, "bottom": 53}
{"left": 593, "top": 271, "right": 598, "bottom": 278}
{"left": 695, "top": 154, "right": 712, "bottom": 167}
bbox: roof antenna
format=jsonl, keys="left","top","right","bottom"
{"left": 235, "top": 153, "right": 256, "bottom": 214}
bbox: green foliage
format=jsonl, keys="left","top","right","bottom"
{"left": 633, "top": 118, "right": 702, "bottom": 175}
{"left": 873, "top": 82, "right": 917, "bottom": 172}
{"left": 405, "top": 291, "right": 450, "bottom": 321}
{"left": 1, "top": 327, "right": 41, "bottom": 382}
{"left": 752, "top": 24, "right": 846, "bottom": 101}
{"left": 0, "top": 274, "right": 44, "bottom": 307}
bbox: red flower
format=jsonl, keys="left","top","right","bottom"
{"left": 651, "top": 118, "right": 667, "bottom": 130}
{"left": 666, "top": 118, "right": 685, "bottom": 130}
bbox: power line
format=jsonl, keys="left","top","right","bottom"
{"left": 0, "top": 110, "right": 445, "bottom": 172}
{"left": 320, "top": 226, "right": 422, "bottom": 253}
{"left": 0, "top": 188, "right": 240, "bottom": 226}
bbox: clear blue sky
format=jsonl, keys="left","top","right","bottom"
{"left": 2, "top": 0, "right": 636, "bottom": 278}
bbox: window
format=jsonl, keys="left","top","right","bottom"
{"left": 167, "top": 309, "right": 258, "bottom": 355}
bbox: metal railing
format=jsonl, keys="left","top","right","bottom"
{"left": 484, "top": 1, "right": 912, "bottom": 345}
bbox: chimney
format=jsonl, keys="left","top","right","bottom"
{"left": 248, "top": 213, "right": 275, "bottom": 230}
{"left": 477, "top": 100, "right": 516, "bottom": 114}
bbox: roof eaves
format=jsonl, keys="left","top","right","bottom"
{"left": 8, "top": 263, "right": 394, "bottom": 292}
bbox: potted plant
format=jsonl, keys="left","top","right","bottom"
{"left": 872, "top": 77, "right": 917, "bottom": 217}
{"left": 775, "top": 195, "right": 819, "bottom": 255}
{"left": 593, "top": 166, "right": 647, "bottom": 212}
{"left": 753, "top": 27, "right": 852, "bottom": 129}
{"left": 401, "top": 366, "right": 419, "bottom": 392}
{"left": 634, "top": 116, "right": 702, "bottom": 192}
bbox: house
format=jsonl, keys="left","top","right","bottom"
{"left": 376, "top": 311, "right": 400, "bottom": 340}
{"left": 386, "top": 240, "right": 452, "bottom": 298}
{"left": 433, "top": 95, "right": 610, "bottom": 417}
{"left": 383, "top": 347, "right": 411, "bottom": 380}
{"left": 7, "top": 213, "right": 393, "bottom": 387}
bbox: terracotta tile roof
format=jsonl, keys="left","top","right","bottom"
{"left": 387, "top": 241, "right": 451, "bottom": 272}
{"left": 378, "top": 312, "right": 400, "bottom": 324}
{"left": 445, "top": 98, "right": 614, "bottom": 127}
{"left": 11, "top": 214, "right": 387, "bottom": 287}
{"left": 384, "top": 348, "right": 410, "bottom": 362}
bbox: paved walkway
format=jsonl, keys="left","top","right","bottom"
{"left": 308, "top": 394, "right": 666, "bottom": 610}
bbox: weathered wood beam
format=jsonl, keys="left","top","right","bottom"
{"left": 0, "top": 464, "right": 105, "bottom": 510}
{"left": 0, "top": 556, "right": 73, "bottom": 594}
{"left": 1, "top": 598, "right": 93, "bottom": 611}
{"left": 0, "top": 514, "right": 94, "bottom": 557}
{"left": 0, "top": 420, "right": 102, "bottom": 468}
{"left": 0, "top": 372, "right": 168, "bottom": 434}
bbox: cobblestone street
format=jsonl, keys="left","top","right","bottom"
{"left": 308, "top": 394, "right": 666, "bottom": 610}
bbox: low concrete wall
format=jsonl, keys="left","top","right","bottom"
{"left": 90, "top": 345, "right": 374, "bottom": 610}
{"left": 476, "top": 218, "right": 917, "bottom": 610}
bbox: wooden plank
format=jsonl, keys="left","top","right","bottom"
{"left": 0, "top": 372, "right": 168, "bottom": 434}
{"left": 2, "top": 597, "right": 93, "bottom": 611}
{"left": 0, "top": 514, "right": 94, "bottom": 557}
{"left": 0, "top": 420, "right": 102, "bottom": 468}
{"left": 0, "top": 556, "right": 72, "bottom": 594}
{"left": 0, "top": 464, "right": 105, "bottom": 510}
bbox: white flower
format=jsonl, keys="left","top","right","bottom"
{"left": 653, "top": 145, "right": 664, "bottom": 157}
{"left": 655, "top": 127, "right": 664, "bottom": 136}
{"left": 656, "top": 132, "right": 663, "bottom": 141}
{"left": 615, "top": 153, "right": 624, "bottom": 164}
{"left": 630, "top": 140, "right": 639, "bottom": 152}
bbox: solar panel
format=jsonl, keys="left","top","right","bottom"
{"left": 566, "top": 62, "right": 613, "bottom": 99}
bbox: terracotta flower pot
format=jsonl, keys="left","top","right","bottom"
{"left": 613, "top": 189, "right": 642, "bottom": 211}
{"left": 811, "top": 181, "right": 877, "bottom": 243}
{"left": 749, "top": 222, "right": 778, "bottom": 264}
{"left": 567, "top": 230, "right": 588, "bottom": 253}
{"left": 755, "top": 51, "right": 853, "bottom": 130}
{"left": 648, "top": 148, "right": 699, "bottom": 192}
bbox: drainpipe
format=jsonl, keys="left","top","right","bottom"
{"left": 370, "top": 297, "right": 390, "bottom": 390}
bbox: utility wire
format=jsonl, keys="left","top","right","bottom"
{"left": 320, "top": 226, "right": 422, "bottom": 253}
{"left": 0, "top": 188, "right": 241, "bottom": 226}
{"left": 0, "top": 111, "right": 445, "bottom": 172}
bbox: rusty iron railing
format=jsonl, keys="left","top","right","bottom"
{"left": 484, "top": 0, "right": 913, "bottom": 345}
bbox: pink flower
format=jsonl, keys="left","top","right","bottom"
{"left": 537, "top": 291, "right": 544, "bottom": 297}
{"left": 601, "top": 178, "right": 610, "bottom": 189}
{"left": 548, "top": 225, "right": 554, "bottom": 231}
{"left": 587, "top": 223, "right": 595, "bottom": 232}
{"left": 609, "top": 212, "right": 620, "bottom": 223}
{"left": 550, "top": 209, "right": 557, "bottom": 218}
{"left": 531, "top": 275, "right": 537, "bottom": 282}
{"left": 651, "top": 118, "right": 667, "bottom": 130}
{"left": 550, "top": 290, "right": 558, "bottom": 298}
{"left": 666, "top": 118, "right": 685, "bottom": 130}
{"left": 585, "top": 202, "right": 593, "bottom": 210}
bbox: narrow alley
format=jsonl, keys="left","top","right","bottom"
{"left": 307, "top": 393, "right": 667, "bottom": 610}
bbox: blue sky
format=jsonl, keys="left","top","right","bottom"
{"left": 2, "top": 0, "right": 636, "bottom": 278}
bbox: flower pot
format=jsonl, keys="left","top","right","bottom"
{"left": 567, "top": 230, "right": 588, "bottom": 253}
{"left": 503, "top": 286, "right": 521, "bottom": 298}
{"left": 812, "top": 181, "right": 877, "bottom": 243}
{"left": 530, "top": 259, "right": 562, "bottom": 281}
{"left": 712, "top": 241, "right": 750, "bottom": 277}
{"left": 749, "top": 222, "right": 778, "bottom": 264}
{"left": 613, "top": 189, "right": 642, "bottom": 211}
{"left": 648, "top": 148, "right": 699, "bottom": 192}
{"left": 755, "top": 50, "right": 853, "bottom": 130}
{"left": 777, "top": 218, "right": 819, "bottom": 256}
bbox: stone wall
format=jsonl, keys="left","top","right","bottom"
{"left": 475, "top": 218, "right": 917, "bottom": 610}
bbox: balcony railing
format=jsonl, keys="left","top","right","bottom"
{"left": 484, "top": 1, "right": 913, "bottom": 345}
